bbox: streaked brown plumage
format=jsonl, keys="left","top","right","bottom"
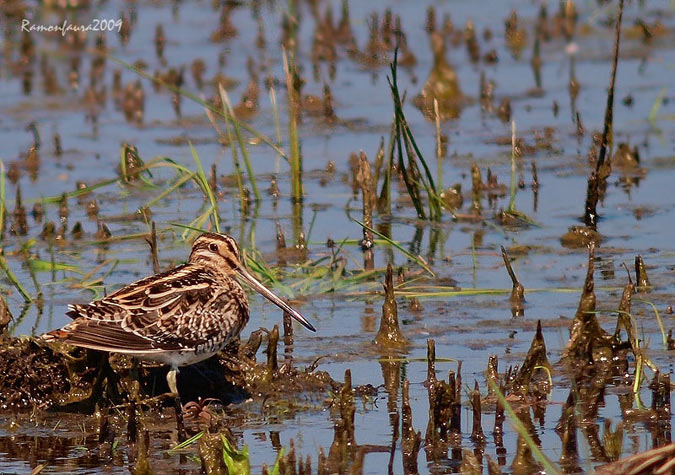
{"left": 43, "top": 232, "right": 316, "bottom": 394}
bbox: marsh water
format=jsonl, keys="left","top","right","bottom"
{"left": 0, "top": 0, "right": 674, "bottom": 473}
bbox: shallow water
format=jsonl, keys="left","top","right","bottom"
{"left": 0, "top": 0, "right": 674, "bottom": 473}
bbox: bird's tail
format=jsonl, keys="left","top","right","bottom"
{"left": 40, "top": 328, "right": 70, "bottom": 343}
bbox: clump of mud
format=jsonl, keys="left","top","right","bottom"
{"left": 0, "top": 325, "right": 340, "bottom": 413}
{"left": 0, "top": 339, "right": 71, "bottom": 410}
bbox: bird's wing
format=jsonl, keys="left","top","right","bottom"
{"left": 58, "top": 264, "right": 246, "bottom": 353}
{"left": 46, "top": 322, "right": 168, "bottom": 354}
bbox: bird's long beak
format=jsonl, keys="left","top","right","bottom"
{"left": 236, "top": 267, "right": 316, "bottom": 332}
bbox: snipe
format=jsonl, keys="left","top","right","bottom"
{"left": 43, "top": 232, "right": 316, "bottom": 395}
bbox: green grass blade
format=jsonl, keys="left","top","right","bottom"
{"left": 402, "top": 129, "right": 443, "bottom": 220}
{"left": 434, "top": 99, "right": 443, "bottom": 191}
{"left": 350, "top": 217, "right": 435, "bottom": 276}
{"left": 169, "top": 222, "right": 209, "bottom": 234}
{"left": 635, "top": 298, "right": 667, "bottom": 348}
{"left": 141, "top": 172, "right": 195, "bottom": 211}
{"left": 34, "top": 177, "right": 121, "bottom": 205}
{"left": 35, "top": 155, "right": 193, "bottom": 205}
{"left": 167, "top": 431, "right": 204, "bottom": 453}
{"left": 189, "top": 143, "right": 220, "bottom": 233}
{"left": 0, "top": 160, "right": 5, "bottom": 238}
{"left": 221, "top": 434, "right": 250, "bottom": 475}
{"left": 487, "top": 379, "right": 561, "bottom": 475}
{"left": 388, "top": 77, "right": 425, "bottom": 220}
{"left": 184, "top": 206, "right": 216, "bottom": 241}
{"left": 648, "top": 87, "right": 666, "bottom": 130}
{"left": 270, "top": 447, "right": 285, "bottom": 475}
{"left": 508, "top": 120, "right": 517, "bottom": 213}
{"left": 0, "top": 254, "right": 31, "bottom": 302}
{"left": 269, "top": 87, "right": 283, "bottom": 174}
{"left": 220, "top": 106, "right": 246, "bottom": 203}
{"left": 283, "top": 49, "right": 303, "bottom": 203}
{"left": 28, "top": 258, "right": 81, "bottom": 274}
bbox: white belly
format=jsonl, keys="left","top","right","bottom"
{"left": 134, "top": 346, "right": 223, "bottom": 368}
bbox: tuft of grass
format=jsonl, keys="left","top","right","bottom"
{"left": 388, "top": 50, "right": 443, "bottom": 221}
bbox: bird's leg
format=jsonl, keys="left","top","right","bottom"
{"left": 166, "top": 367, "right": 186, "bottom": 441}
{"left": 174, "top": 395, "right": 186, "bottom": 442}
{"left": 166, "top": 367, "right": 179, "bottom": 395}
{"left": 128, "top": 360, "right": 141, "bottom": 444}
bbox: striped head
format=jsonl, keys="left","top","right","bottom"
{"left": 189, "top": 232, "right": 241, "bottom": 272}
{"left": 188, "top": 232, "right": 316, "bottom": 332}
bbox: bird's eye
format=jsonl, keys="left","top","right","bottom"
{"left": 208, "top": 243, "right": 218, "bottom": 253}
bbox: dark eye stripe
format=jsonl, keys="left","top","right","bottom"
{"left": 223, "top": 236, "right": 238, "bottom": 258}
{"left": 224, "top": 255, "right": 238, "bottom": 269}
